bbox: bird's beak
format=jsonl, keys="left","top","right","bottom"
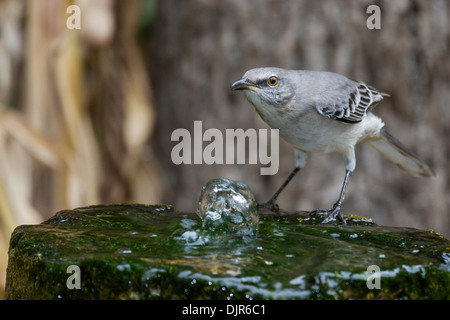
{"left": 231, "top": 78, "right": 259, "bottom": 91}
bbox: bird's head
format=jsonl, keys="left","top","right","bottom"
{"left": 231, "top": 67, "right": 295, "bottom": 111}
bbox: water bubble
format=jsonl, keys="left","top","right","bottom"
{"left": 197, "top": 178, "right": 258, "bottom": 234}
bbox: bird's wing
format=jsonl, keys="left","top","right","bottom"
{"left": 316, "top": 83, "right": 384, "bottom": 123}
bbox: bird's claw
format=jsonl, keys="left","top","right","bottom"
{"left": 313, "top": 203, "right": 346, "bottom": 224}
{"left": 257, "top": 200, "right": 280, "bottom": 212}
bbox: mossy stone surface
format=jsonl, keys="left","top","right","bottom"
{"left": 5, "top": 203, "right": 450, "bottom": 299}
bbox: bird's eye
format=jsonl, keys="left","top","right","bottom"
{"left": 268, "top": 76, "right": 278, "bottom": 86}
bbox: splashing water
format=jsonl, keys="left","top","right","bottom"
{"left": 197, "top": 178, "right": 258, "bottom": 234}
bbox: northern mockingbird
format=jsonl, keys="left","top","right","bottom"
{"left": 231, "top": 67, "right": 435, "bottom": 223}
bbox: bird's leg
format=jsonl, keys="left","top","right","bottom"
{"left": 258, "top": 150, "right": 306, "bottom": 211}
{"left": 315, "top": 170, "right": 353, "bottom": 224}
{"left": 258, "top": 167, "right": 300, "bottom": 211}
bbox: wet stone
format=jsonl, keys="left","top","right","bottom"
{"left": 5, "top": 194, "right": 450, "bottom": 299}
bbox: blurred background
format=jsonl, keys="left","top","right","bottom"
{"left": 0, "top": 0, "right": 449, "bottom": 298}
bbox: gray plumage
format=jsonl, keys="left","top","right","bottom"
{"left": 232, "top": 67, "right": 435, "bottom": 223}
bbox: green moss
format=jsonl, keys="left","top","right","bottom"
{"left": 5, "top": 204, "right": 450, "bottom": 299}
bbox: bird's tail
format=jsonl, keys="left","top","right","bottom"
{"left": 367, "top": 129, "right": 435, "bottom": 177}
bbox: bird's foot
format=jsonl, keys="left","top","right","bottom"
{"left": 313, "top": 203, "right": 346, "bottom": 224}
{"left": 257, "top": 199, "right": 280, "bottom": 212}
